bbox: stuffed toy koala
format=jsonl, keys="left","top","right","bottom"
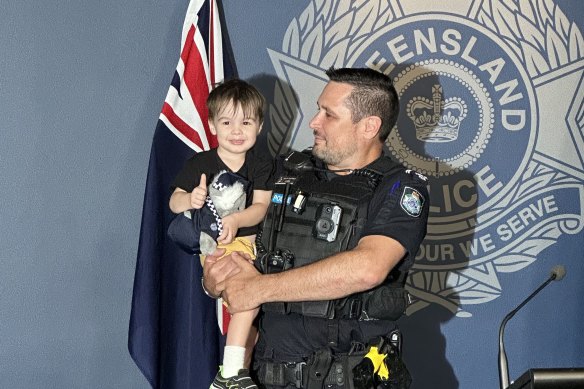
{"left": 167, "top": 170, "right": 248, "bottom": 255}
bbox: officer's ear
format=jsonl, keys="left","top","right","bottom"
{"left": 361, "top": 115, "right": 382, "bottom": 140}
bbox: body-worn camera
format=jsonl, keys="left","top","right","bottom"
{"left": 313, "top": 203, "right": 342, "bottom": 242}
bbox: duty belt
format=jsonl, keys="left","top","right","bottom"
{"left": 257, "top": 348, "right": 356, "bottom": 389}
{"left": 262, "top": 361, "right": 306, "bottom": 388}
{"left": 259, "top": 359, "right": 350, "bottom": 389}
{"left": 256, "top": 330, "right": 408, "bottom": 388}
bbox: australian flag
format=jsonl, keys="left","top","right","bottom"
{"left": 128, "top": 1, "right": 235, "bottom": 387}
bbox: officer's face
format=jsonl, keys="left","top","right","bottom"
{"left": 309, "top": 81, "right": 358, "bottom": 169}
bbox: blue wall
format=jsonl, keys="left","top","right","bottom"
{"left": 1, "top": 1, "right": 583, "bottom": 388}
{"left": 0, "top": 1, "right": 187, "bottom": 387}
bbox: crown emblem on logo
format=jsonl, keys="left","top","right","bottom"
{"left": 407, "top": 85, "right": 467, "bottom": 143}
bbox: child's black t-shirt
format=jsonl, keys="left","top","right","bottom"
{"left": 172, "top": 146, "right": 274, "bottom": 236}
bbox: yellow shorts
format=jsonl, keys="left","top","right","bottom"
{"left": 199, "top": 237, "right": 256, "bottom": 266}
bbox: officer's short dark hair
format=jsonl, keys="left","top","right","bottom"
{"left": 325, "top": 67, "right": 399, "bottom": 142}
{"left": 207, "top": 78, "right": 265, "bottom": 124}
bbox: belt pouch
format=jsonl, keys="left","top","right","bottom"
{"left": 363, "top": 285, "right": 408, "bottom": 320}
{"left": 306, "top": 348, "right": 333, "bottom": 389}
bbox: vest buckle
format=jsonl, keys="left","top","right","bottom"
{"left": 348, "top": 298, "right": 362, "bottom": 319}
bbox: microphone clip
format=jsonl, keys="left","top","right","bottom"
{"left": 283, "top": 151, "right": 315, "bottom": 173}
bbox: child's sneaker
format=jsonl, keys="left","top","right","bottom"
{"left": 210, "top": 367, "right": 258, "bottom": 389}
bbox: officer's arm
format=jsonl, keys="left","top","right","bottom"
{"left": 261, "top": 234, "right": 405, "bottom": 301}
{"left": 219, "top": 234, "right": 406, "bottom": 312}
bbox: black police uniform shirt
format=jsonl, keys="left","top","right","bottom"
{"left": 254, "top": 157, "right": 429, "bottom": 361}
{"left": 171, "top": 146, "right": 274, "bottom": 237}
{"left": 361, "top": 163, "right": 429, "bottom": 273}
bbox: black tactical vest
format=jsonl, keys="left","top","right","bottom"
{"left": 256, "top": 151, "right": 408, "bottom": 320}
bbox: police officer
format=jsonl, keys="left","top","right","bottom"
{"left": 204, "top": 67, "right": 429, "bottom": 388}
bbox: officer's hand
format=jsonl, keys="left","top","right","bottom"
{"left": 219, "top": 252, "right": 262, "bottom": 312}
{"left": 240, "top": 250, "right": 254, "bottom": 265}
{"left": 189, "top": 173, "right": 207, "bottom": 209}
{"left": 202, "top": 248, "right": 241, "bottom": 297}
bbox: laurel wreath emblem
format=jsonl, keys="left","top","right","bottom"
{"left": 267, "top": 0, "right": 397, "bottom": 156}
{"left": 476, "top": 0, "right": 584, "bottom": 77}
{"left": 270, "top": 0, "right": 584, "bottom": 316}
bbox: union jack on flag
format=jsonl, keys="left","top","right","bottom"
{"left": 161, "top": 0, "right": 229, "bottom": 152}
{"left": 129, "top": 1, "right": 235, "bottom": 388}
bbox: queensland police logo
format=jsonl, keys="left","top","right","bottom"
{"left": 401, "top": 187, "right": 424, "bottom": 217}
{"left": 268, "top": 1, "right": 584, "bottom": 317}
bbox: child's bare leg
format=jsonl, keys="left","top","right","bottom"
{"left": 243, "top": 316, "right": 258, "bottom": 369}
{"left": 222, "top": 308, "right": 259, "bottom": 377}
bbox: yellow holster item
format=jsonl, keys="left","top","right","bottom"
{"left": 364, "top": 346, "right": 389, "bottom": 380}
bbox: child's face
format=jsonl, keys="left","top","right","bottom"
{"left": 209, "top": 102, "right": 262, "bottom": 156}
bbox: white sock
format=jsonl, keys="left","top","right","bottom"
{"left": 222, "top": 345, "right": 246, "bottom": 378}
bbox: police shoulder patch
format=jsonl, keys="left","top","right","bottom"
{"left": 400, "top": 186, "right": 424, "bottom": 217}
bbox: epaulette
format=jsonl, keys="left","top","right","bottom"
{"left": 404, "top": 168, "right": 428, "bottom": 182}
